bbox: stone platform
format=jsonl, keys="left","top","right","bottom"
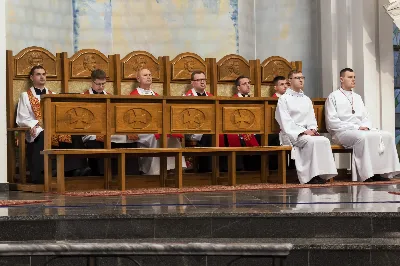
{"left": 0, "top": 182, "right": 400, "bottom": 265}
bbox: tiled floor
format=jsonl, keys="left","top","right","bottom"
{"left": 3, "top": 181, "right": 400, "bottom": 216}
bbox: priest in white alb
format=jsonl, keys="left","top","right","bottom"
{"left": 130, "top": 68, "right": 186, "bottom": 175}
{"left": 275, "top": 70, "right": 338, "bottom": 184}
{"left": 325, "top": 68, "right": 400, "bottom": 182}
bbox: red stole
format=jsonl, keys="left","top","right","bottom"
{"left": 272, "top": 93, "right": 279, "bottom": 98}
{"left": 27, "top": 89, "right": 72, "bottom": 146}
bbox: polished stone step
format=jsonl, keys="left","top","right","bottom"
{"left": 2, "top": 212, "right": 400, "bottom": 241}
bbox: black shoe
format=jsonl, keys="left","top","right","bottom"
{"left": 364, "top": 178, "right": 375, "bottom": 182}
{"left": 65, "top": 169, "right": 81, "bottom": 177}
{"left": 315, "top": 176, "right": 327, "bottom": 184}
{"left": 372, "top": 175, "right": 391, "bottom": 182}
{"left": 80, "top": 167, "right": 92, "bottom": 176}
{"left": 307, "top": 177, "right": 321, "bottom": 184}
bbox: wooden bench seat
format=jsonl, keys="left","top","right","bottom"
{"left": 41, "top": 146, "right": 296, "bottom": 193}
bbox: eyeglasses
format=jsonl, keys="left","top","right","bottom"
{"left": 93, "top": 81, "right": 106, "bottom": 86}
{"left": 192, "top": 79, "right": 206, "bottom": 82}
{"left": 290, "top": 76, "right": 305, "bottom": 80}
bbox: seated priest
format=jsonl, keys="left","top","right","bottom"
{"left": 275, "top": 70, "right": 338, "bottom": 184}
{"left": 16, "top": 66, "right": 88, "bottom": 184}
{"left": 219, "top": 75, "right": 260, "bottom": 171}
{"left": 272, "top": 76, "right": 288, "bottom": 98}
{"left": 82, "top": 69, "right": 139, "bottom": 176}
{"left": 325, "top": 68, "right": 400, "bottom": 182}
{"left": 184, "top": 70, "right": 214, "bottom": 172}
{"left": 130, "top": 68, "right": 186, "bottom": 175}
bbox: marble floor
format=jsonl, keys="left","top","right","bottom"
{"left": 2, "top": 181, "right": 400, "bottom": 217}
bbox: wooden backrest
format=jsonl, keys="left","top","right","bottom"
{"left": 169, "top": 52, "right": 210, "bottom": 96}
{"left": 260, "top": 56, "right": 301, "bottom": 97}
{"left": 216, "top": 54, "right": 252, "bottom": 96}
{"left": 64, "top": 49, "right": 114, "bottom": 94}
{"left": 7, "top": 46, "right": 63, "bottom": 128}
{"left": 120, "top": 51, "right": 164, "bottom": 95}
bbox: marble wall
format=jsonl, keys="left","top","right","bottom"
{"left": 255, "top": 0, "right": 321, "bottom": 97}
{"left": 6, "top": 0, "right": 74, "bottom": 54}
{"left": 6, "top": 0, "right": 320, "bottom": 97}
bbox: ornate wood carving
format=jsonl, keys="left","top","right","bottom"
{"left": 115, "top": 104, "right": 162, "bottom": 133}
{"left": 170, "top": 105, "right": 213, "bottom": 132}
{"left": 121, "top": 51, "right": 161, "bottom": 80}
{"left": 70, "top": 49, "right": 109, "bottom": 78}
{"left": 222, "top": 106, "right": 262, "bottom": 132}
{"left": 54, "top": 103, "right": 106, "bottom": 133}
{"left": 14, "top": 47, "right": 57, "bottom": 77}
{"left": 171, "top": 53, "right": 207, "bottom": 80}
{"left": 261, "top": 56, "right": 295, "bottom": 83}
{"left": 217, "top": 54, "right": 250, "bottom": 81}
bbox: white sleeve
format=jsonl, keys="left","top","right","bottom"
{"left": 359, "top": 97, "right": 372, "bottom": 129}
{"left": 275, "top": 97, "right": 306, "bottom": 142}
{"left": 325, "top": 95, "right": 358, "bottom": 132}
{"left": 306, "top": 99, "right": 318, "bottom": 130}
{"left": 16, "top": 93, "right": 38, "bottom": 129}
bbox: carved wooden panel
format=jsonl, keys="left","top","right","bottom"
{"left": 54, "top": 103, "right": 106, "bottom": 133}
{"left": 171, "top": 53, "right": 207, "bottom": 80}
{"left": 121, "top": 51, "right": 161, "bottom": 80}
{"left": 217, "top": 54, "right": 250, "bottom": 81}
{"left": 170, "top": 105, "right": 214, "bottom": 132}
{"left": 14, "top": 47, "right": 57, "bottom": 77}
{"left": 70, "top": 49, "right": 109, "bottom": 78}
{"left": 222, "top": 106, "right": 263, "bottom": 133}
{"left": 114, "top": 104, "right": 162, "bottom": 133}
{"left": 261, "top": 56, "right": 294, "bottom": 83}
{"left": 270, "top": 106, "right": 280, "bottom": 133}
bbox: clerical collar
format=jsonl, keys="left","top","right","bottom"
{"left": 194, "top": 90, "right": 207, "bottom": 96}
{"left": 238, "top": 93, "right": 250, "bottom": 97}
{"left": 91, "top": 88, "right": 105, "bottom": 94}
{"left": 137, "top": 87, "right": 155, "bottom": 95}
{"left": 34, "top": 87, "right": 46, "bottom": 96}
{"left": 275, "top": 92, "right": 282, "bottom": 97}
{"left": 286, "top": 88, "right": 304, "bottom": 97}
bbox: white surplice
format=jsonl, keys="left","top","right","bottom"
{"left": 16, "top": 87, "right": 54, "bottom": 143}
{"left": 325, "top": 88, "right": 400, "bottom": 181}
{"left": 134, "top": 88, "right": 186, "bottom": 175}
{"left": 275, "top": 89, "right": 338, "bottom": 184}
{"left": 82, "top": 88, "right": 133, "bottom": 144}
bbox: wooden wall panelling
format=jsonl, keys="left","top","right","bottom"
{"left": 163, "top": 56, "right": 170, "bottom": 96}
{"left": 251, "top": 59, "right": 261, "bottom": 97}
{"left": 6, "top": 50, "right": 14, "bottom": 183}
{"left": 112, "top": 54, "right": 121, "bottom": 95}
{"left": 206, "top": 58, "right": 216, "bottom": 95}
{"left": 61, "top": 52, "right": 69, "bottom": 93}
{"left": 6, "top": 50, "right": 14, "bottom": 128}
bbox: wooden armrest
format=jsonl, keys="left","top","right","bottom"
{"left": 7, "top": 127, "right": 30, "bottom": 132}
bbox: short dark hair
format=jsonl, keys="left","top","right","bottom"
{"left": 288, "top": 70, "right": 302, "bottom": 79}
{"left": 235, "top": 75, "right": 249, "bottom": 86}
{"left": 273, "top": 76, "right": 286, "bottom": 85}
{"left": 91, "top": 69, "right": 107, "bottom": 81}
{"left": 340, "top": 68, "right": 354, "bottom": 77}
{"left": 29, "top": 65, "right": 45, "bottom": 76}
{"left": 190, "top": 70, "right": 205, "bottom": 81}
